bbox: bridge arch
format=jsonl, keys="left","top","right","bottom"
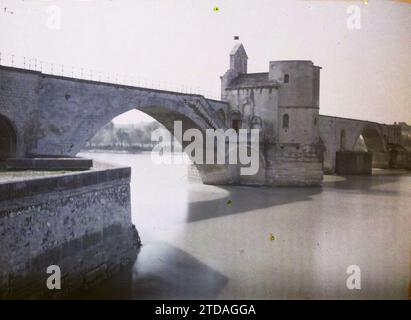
{"left": 318, "top": 116, "right": 394, "bottom": 173}
{"left": 0, "top": 114, "right": 17, "bottom": 161}
{"left": 71, "top": 94, "right": 226, "bottom": 157}
{"left": 73, "top": 93, "right": 233, "bottom": 184}
{"left": 352, "top": 124, "right": 388, "bottom": 168}
{"left": 352, "top": 124, "right": 386, "bottom": 151}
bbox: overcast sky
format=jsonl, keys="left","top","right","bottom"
{"left": 0, "top": 0, "right": 410, "bottom": 125}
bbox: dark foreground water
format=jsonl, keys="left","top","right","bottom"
{"left": 78, "top": 152, "right": 410, "bottom": 299}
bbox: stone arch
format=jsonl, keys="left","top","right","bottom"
{"left": 72, "top": 96, "right": 230, "bottom": 184}
{"left": 282, "top": 114, "right": 289, "bottom": 129}
{"left": 71, "top": 96, "right": 221, "bottom": 156}
{"left": 353, "top": 125, "right": 386, "bottom": 152}
{"left": 0, "top": 114, "right": 17, "bottom": 160}
{"left": 353, "top": 124, "right": 388, "bottom": 168}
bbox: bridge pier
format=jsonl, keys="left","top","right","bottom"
{"left": 372, "top": 151, "right": 391, "bottom": 169}
{"left": 188, "top": 141, "right": 323, "bottom": 187}
{"left": 335, "top": 151, "right": 372, "bottom": 175}
{"left": 325, "top": 149, "right": 406, "bottom": 174}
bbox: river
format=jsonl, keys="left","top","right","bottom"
{"left": 78, "top": 151, "right": 411, "bottom": 299}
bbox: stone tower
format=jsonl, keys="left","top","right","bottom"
{"left": 220, "top": 43, "right": 248, "bottom": 101}
{"left": 220, "top": 44, "right": 324, "bottom": 186}
{"left": 269, "top": 61, "right": 321, "bottom": 145}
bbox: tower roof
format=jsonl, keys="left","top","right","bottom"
{"left": 230, "top": 43, "right": 248, "bottom": 58}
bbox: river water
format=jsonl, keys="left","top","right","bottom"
{"left": 79, "top": 152, "right": 410, "bottom": 299}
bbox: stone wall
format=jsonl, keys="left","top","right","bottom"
{"left": 269, "top": 61, "right": 319, "bottom": 109}
{"left": 265, "top": 143, "right": 323, "bottom": 186}
{"left": 224, "top": 86, "right": 280, "bottom": 141}
{"left": 0, "top": 166, "right": 140, "bottom": 298}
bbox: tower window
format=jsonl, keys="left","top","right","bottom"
{"left": 284, "top": 74, "right": 289, "bottom": 83}
{"left": 282, "top": 114, "right": 289, "bottom": 129}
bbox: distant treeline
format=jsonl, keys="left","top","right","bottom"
{"left": 83, "top": 121, "right": 164, "bottom": 152}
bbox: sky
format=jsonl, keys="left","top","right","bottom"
{"left": 0, "top": 0, "right": 410, "bottom": 125}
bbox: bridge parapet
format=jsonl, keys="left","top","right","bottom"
{"left": 0, "top": 52, "right": 220, "bottom": 100}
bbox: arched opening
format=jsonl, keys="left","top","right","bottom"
{"left": 284, "top": 74, "right": 290, "bottom": 84}
{"left": 353, "top": 134, "right": 367, "bottom": 151}
{"left": 0, "top": 115, "right": 17, "bottom": 161}
{"left": 353, "top": 126, "right": 387, "bottom": 168}
{"left": 282, "top": 113, "right": 289, "bottom": 129}
{"left": 78, "top": 100, "right": 240, "bottom": 186}
{"left": 230, "top": 111, "right": 242, "bottom": 133}
{"left": 72, "top": 95, "right": 234, "bottom": 186}
{"left": 84, "top": 111, "right": 163, "bottom": 152}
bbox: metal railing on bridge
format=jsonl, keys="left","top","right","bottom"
{"left": 0, "top": 51, "right": 221, "bottom": 100}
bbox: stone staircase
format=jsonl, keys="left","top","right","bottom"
{"left": 182, "top": 96, "right": 225, "bottom": 130}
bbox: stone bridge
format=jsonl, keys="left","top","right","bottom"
{"left": 319, "top": 115, "right": 403, "bottom": 173}
{"left": 0, "top": 65, "right": 408, "bottom": 184}
{"left": 0, "top": 65, "right": 237, "bottom": 183}
{"left": 0, "top": 65, "right": 229, "bottom": 156}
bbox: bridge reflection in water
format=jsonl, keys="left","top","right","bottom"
{"left": 75, "top": 152, "right": 411, "bottom": 300}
